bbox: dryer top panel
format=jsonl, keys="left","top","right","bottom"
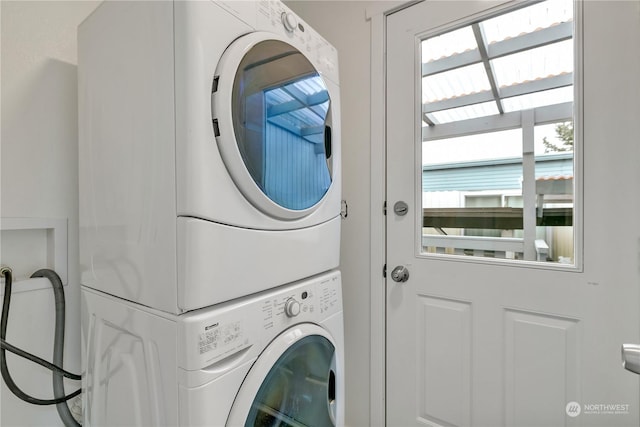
{"left": 213, "top": 0, "right": 339, "bottom": 84}
{"left": 177, "top": 270, "right": 342, "bottom": 371}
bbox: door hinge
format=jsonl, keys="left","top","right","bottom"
{"left": 383, "top": 201, "right": 387, "bottom": 216}
{"left": 383, "top": 264, "right": 387, "bottom": 278}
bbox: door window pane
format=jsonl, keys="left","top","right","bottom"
{"left": 420, "top": 0, "right": 576, "bottom": 264}
{"left": 245, "top": 335, "right": 336, "bottom": 427}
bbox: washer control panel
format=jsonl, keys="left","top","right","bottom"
{"left": 179, "top": 270, "right": 342, "bottom": 371}
{"left": 259, "top": 272, "right": 340, "bottom": 331}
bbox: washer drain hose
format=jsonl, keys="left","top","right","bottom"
{"left": 0, "top": 267, "right": 81, "bottom": 427}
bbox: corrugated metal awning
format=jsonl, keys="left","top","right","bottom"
{"left": 421, "top": 0, "right": 574, "bottom": 126}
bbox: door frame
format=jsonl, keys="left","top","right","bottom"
{"left": 368, "top": 2, "right": 421, "bottom": 425}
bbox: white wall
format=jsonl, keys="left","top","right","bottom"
{"left": 1, "top": 2, "right": 99, "bottom": 425}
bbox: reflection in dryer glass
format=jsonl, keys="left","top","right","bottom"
{"left": 246, "top": 335, "right": 336, "bottom": 426}
{"left": 233, "top": 40, "right": 333, "bottom": 211}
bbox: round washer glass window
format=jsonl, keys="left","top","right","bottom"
{"left": 245, "top": 335, "right": 337, "bottom": 426}
{"left": 232, "top": 40, "right": 333, "bottom": 211}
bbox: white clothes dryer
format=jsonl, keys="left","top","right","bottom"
{"left": 81, "top": 270, "right": 345, "bottom": 426}
{"left": 78, "top": 0, "right": 341, "bottom": 313}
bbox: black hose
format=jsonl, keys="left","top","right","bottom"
{"left": 0, "top": 267, "right": 81, "bottom": 426}
{"left": 31, "top": 269, "right": 81, "bottom": 427}
{"left": 0, "top": 339, "right": 81, "bottom": 380}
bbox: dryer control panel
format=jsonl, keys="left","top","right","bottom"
{"left": 215, "top": 0, "right": 339, "bottom": 84}
{"left": 178, "top": 270, "right": 342, "bottom": 371}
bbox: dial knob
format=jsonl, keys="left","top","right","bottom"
{"left": 284, "top": 298, "right": 301, "bottom": 317}
{"left": 281, "top": 12, "right": 297, "bottom": 33}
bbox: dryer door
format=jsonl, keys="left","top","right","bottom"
{"left": 226, "top": 323, "right": 340, "bottom": 426}
{"left": 212, "top": 32, "right": 334, "bottom": 220}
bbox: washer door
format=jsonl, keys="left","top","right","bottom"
{"left": 212, "top": 32, "right": 334, "bottom": 220}
{"left": 226, "top": 324, "right": 338, "bottom": 426}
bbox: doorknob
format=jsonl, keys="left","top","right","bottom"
{"left": 391, "top": 265, "right": 410, "bottom": 283}
{"left": 622, "top": 344, "right": 640, "bottom": 374}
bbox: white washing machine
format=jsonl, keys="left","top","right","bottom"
{"left": 81, "top": 270, "right": 344, "bottom": 426}
{"left": 78, "top": 0, "right": 341, "bottom": 313}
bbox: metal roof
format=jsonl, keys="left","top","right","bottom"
{"left": 422, "top": 153, "right": 574, "bottom": 192}
{"left": 421, "top": 0, "right": 574, "bottom": 126}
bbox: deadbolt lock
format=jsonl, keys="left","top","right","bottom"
{"left": 393, "top": 201, "right": 408, "bottom": 216}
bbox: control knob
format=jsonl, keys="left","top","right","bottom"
{"left": 281, "top": 12, "right": 297, "bottom": 33}
{"left": 284, "top": 298, "right": 301, "bottom": 317}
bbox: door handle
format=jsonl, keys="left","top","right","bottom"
{"left": 391, "top": 265, "right": 409, "bottom": 283}
{"left": 621, "top": 344, "right": 640, "bottom": 374}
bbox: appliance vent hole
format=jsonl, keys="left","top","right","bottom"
{"left": 212, "top": 119, "right": 220, "bottom": 137}
{"left": 212, "top": 76, "right": 219, "bottom": 93}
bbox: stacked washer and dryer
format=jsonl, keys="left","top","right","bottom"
{"left": 78, "top": 1, "right": 343, "bottom": 425}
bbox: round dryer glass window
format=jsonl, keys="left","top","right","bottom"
{"left": 245, "top": 335, "right": 337, "bottom": 426}
{"left": 232, "top": 40, "right": 333, "bottom": 211}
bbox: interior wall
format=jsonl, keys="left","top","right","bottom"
{"left": 284, "top": 2, "right": 383, "bottom": 425}
{"left": 1, "top": 2, "right": 100, "bottom": 425}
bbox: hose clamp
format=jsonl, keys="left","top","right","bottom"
{"left": 1, "top": 266, "right": 13, "bottom": 277}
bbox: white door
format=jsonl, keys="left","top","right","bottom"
{"left": 386, "top": 1, "right": 640, "bottom": 426}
